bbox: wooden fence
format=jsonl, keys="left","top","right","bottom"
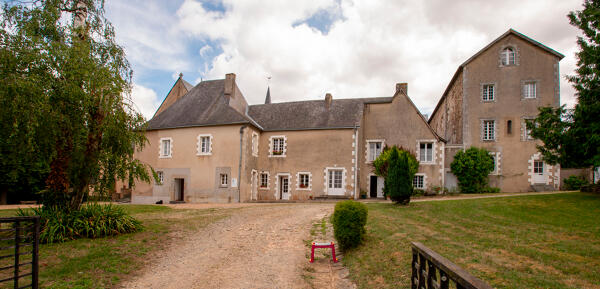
{"left": 411, "top": 242, "right": 492, "bottom": 289}
{"left": 0, "top": 216, "right": 40, "bottom": 289}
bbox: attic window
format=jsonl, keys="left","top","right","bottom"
{"left": 501, "top": 47, "right": 516, "bottom": 66}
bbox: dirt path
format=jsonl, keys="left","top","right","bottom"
{"left": 120, "top": 203, "right": 334, "bottom": 289}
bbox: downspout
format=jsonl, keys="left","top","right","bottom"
{"left": 238, "top": 125, "right": 247, "bottom": 203}
{"left": 353, "top": 125, "right": 359, "bottom": 199}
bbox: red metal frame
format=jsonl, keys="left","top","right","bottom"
{"left": 310, "top": 242, "right": 338, "bottom": 263}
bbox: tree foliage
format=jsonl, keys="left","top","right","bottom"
{"left": 0, "top": 0, "right": 152, "bottom": 210}
{"left": 373, "top": 145, "right": 418, "bottom": 204}
{"left": 529, "top": 0, "right": 600, "bottom": 168}
{"left": 450, "top": 147, "right": 494, "bottom": 194}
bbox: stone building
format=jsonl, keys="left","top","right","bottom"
{"left": 428, "top": 29, "right": 564, "bottom": 192}
{"left": 127, "top": 29, "right": 564, "bottom": 203}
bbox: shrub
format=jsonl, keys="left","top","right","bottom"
{"left": 18, "top": 203, "right": 142, "bottom": 243}
{"left": 373, "top": 146, "right": 418, "bottom": 204}
{"left": 332, "top": 200, "right": 368, "bottom": 250}
{"left": 563, "top": 175, "right": 589, "bottom": 190}
{"left": 581, "top": 183, "right": 600, "bottom": 193}
{"left": 450, "top": 147, "right": 495, "bottom": 194}
{"left": 412, "top": 189, "right": 425, "bottom": 196}
{"left": 481, "top": 187, "right": 501, "bottom": 194}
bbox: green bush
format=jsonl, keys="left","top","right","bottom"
{"left": 481, "top": 187, "right": 501, "bottom": 194}
{"left": 18, "top": 203, "right": 142, "bottom": 243}
{"left": 373, "top": 146, "right": 419, "bottom": 204}
{"left": 332, "top": 200, "right": 368, "bottom": 251}
{"left": 412, "top": 189, "right": 425, "bottom": 196}
{"left": 563, "top": 175, "right": 589, "bottom": 190}
{"left": 581, "top": 183, "right": 600, "bottom": 193}
{"left": 450, "top": 147, "right": 495, "bottom": 194}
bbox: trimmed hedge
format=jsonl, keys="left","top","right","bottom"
{"left": 563, "top": 175, "right": 589, "bottom": 190}
{"left": 332, "top": 200, "right": 368, "bottom": 250}
{"left": 18, "top": 203, "right": 142, "bottom": 243}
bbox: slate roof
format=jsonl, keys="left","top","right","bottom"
{"left": 248, "top": 97, "right": 391, "bottom": 131}
{"left": 147, "top": 79, "right": 252, "bottom": 130}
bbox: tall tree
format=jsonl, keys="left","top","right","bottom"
{"left": 0, "top": 0, "right": 153, "bottom": 210}
{"left": 529, "top": 0, "right": 600, "bottom": 169}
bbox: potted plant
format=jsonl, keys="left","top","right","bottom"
{"left": 273, "top": 150, "right": 283, "bottom": 155}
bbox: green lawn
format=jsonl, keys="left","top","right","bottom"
{"left": 343, "top": 192, "right": 600, "bottom": 289}
{"left": 0, "top": 205, "right": 229, "bottom": 289}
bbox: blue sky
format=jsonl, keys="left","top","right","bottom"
{"left": 105, "top": 0, "right": 583, "bottom": 119}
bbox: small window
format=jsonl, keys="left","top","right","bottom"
{"left": 272, "top": 137, "right": 285, "bottom": 155}
{"left": 419, "top": 142, "right": 434, "bottom": 162}
{"left": 534, "top": 161, "right": 544, "bottom": 175}
{"left": 489, "top": 153, "right": 498, "bottom": 175}
{"left": 252, "top": 133, "right": 259, "bottom": 156}
{"left": 501, "top": 47, "right": 516, "bottom": 65}
{"left": 200, "top": 136, "right": 210, "bottom": 153}
{"left": 482, "top": 84, "right": 495, "bottom": 101}
{"left": 156, "top": 171, "right": 164, "bottom": 185}
{"left": 299, "top": 173, "right": 310, "bottom": 188}
{"left": 160, "top": 139, "right": 171, "bottom": 157}
{"left": 483, "top": 120, "right": 495, "bottom": 141}
{"left": 524, "top": 119, "right": 536, "bottom": 140}
{"left": 368, "top": 141, "right": 383, "bottom": 162}
{"left": 507, "top": 120, "right": 512, "bottom": 135}
{"left": 523, "top": 82, "right": 537, "bottom": 99}
{"left": 413, "top": 175, "right": 424, "bottom": 189}
{"left": 260, "top": 173, "right": 269, "bottom": 188}
{"left": 220, "top": 174, "right": 228, "bottom": 187}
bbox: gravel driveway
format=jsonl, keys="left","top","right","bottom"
{"left": 120, "top": 203, "right": 334, "bottom": 289}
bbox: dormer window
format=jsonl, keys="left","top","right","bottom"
{"left": 501, "top": 47, "right": 516, "bottom": 66}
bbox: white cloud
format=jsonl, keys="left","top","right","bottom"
{"left": 131, "top": 84, "right": 161, "bottom": 120}
{"left": 174, "top": 0, "right": 581, "bottom": 112}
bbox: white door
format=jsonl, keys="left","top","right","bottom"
{"left": 251, "top": 171, "right": 258, "bottom": 200}
{"left": 327, "top": 169, "right": 345, "bottom": 196}
{"left": 533, "top": 160, "right": 546, "bottom": 184}
{"left": 279, "top": 176, "right": 290, "bottom": 200}
{"left": 376, "top": 177, "right": 384, "bottom": 198}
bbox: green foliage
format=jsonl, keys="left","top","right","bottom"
{"left": 385, "top": 147, "right": 415, "bottom": 204}
{"left": 529, "top": 1, "right": 600, "bottom": 168}
{"left": 332, "top": 200, "right": 368, "bottom": 251}
{"left": 564, "top": 175, "right": 589, "bottom": 190}
{"left": 450, "top": 147, "right": 495, "bottom": 194}
{"left": 17, "top": 203, "right": 142, "bottom": 243}
{"left": 481, "top": 187, "right": 501, "bottom": 194}
{"left": 372, "top": 145, "right": 419, "bottom": 178}
{"left": 0, "top": 0, "right": 154, "bottom": 209}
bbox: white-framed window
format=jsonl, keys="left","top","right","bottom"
{"left": 534, "top": 160, "right": 544, "bottom": 175}
{"left": 413, "top": 174, "right": 425, "bottom": 189}
{"left": 419, "top": 142, "right": 434, "bottom": 163}
{"left": 367, "top": 140, "right": 384, "bottom": 162}
{"left": 489, "top": 152, "right": 500, "bottom": 175}
{"left": 501, "top": 47, "right": 516, "bottom": 66}
{"left": 196, "top": 134, "right": 212, "bottom": 155}
{"left": 259, "top": 172, "right": 269, "bottom": 189}
{"left": 482, "top": 120, "right": 496, "bottom": 141}
{"left": 159, "top": 137, "right": 172, "bottom": 158}
{"left": 252, "top": 132, "right": 259, "bottom": 157}
{"left": 523, "top": 82, "right": 537, "bottom": 99}
{"left": 156, "top": 171, "right": 164, "bottom": 185}
{"left": 269, "top": 136, "right": 287, "bottom": 157}
{"left": 297, "top": 172, "right": 311, "bottom": 190}
{"left": 482, "top": 84, "right": 495, "bottom": 101}
{"left": 220, "top": 173, "right": 228, "bottom": 187}
{"left": 523, "top": 118, "right": 536, "bottom": 141}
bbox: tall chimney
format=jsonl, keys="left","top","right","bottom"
{"left": 325, "top": 93, "right": 332, "bottom": 109}
{"left": 224, "top": 73, "right": 236, "bottom": 98}
{"left": 396, "top": 83, "right": 408, "bottom": 95}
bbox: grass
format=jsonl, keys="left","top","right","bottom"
{"left": 342, "top": 192, "right": 600, "bottom": 289}
{"left": 0, "top": 204, "right": 229, "bottom": 289}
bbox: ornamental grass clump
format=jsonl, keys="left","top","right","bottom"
{"left": 332, "top": 200, "right": 368, "bottom": 251}
{"left": 18, "top": 203, "right": 142, "bottom": 244}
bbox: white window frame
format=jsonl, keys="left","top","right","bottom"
{"left": 523, "top": 81, "right": 537, "bottom": 99}
{"left": 523, "top": 118, "right": 535, "bottom": 141}
{"left": 296, "top": 171, "right": 312, "bottom": 190}
{"left": 482, "top": 120, "right": 496, "bottom": 141}
{"left": 156, "top": 171, "right": 164, "bottom": 185}
{"left": 252, "top": 132, "right": 259, "bottom": 157}
{"left": 196, "top": 134, "right": 213, "bottom": 156}
{"left": 366, "top": 139, "right": 385, "bottom": 163}
{"left": 220, "top": 173, "right": 228, "bottom": 187}
{"left": 413, "top": 174, "right": 426, "bottom": 189}
{"left": 489, "top": 152, "right": 501, "bottom": 175}
{"left": 482, "top": 83, "right": 495, "bottom": 102}
{"left": 501, "top": 47, "right": 516, "bottom": 66}
{"left": 259, "top": 171, "right": 270, "bottom": 190}
{"left": 269, "top": 135, "right": 287, "bottom": 157}
{"left": 159, "top": 137, "right": 172, "bottom": 158}
{"left": 417, "top": 140, "right": 436, "bottom": 164}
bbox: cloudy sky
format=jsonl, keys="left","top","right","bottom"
{"left": 105, "top": 0, "right": 583, "bottom": 119}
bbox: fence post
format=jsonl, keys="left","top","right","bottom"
{"left": 14, "top": 220, "right": 20, "bottom": 289}
{"left": 32, "top": 217, "right": 40, "bottom": 289}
